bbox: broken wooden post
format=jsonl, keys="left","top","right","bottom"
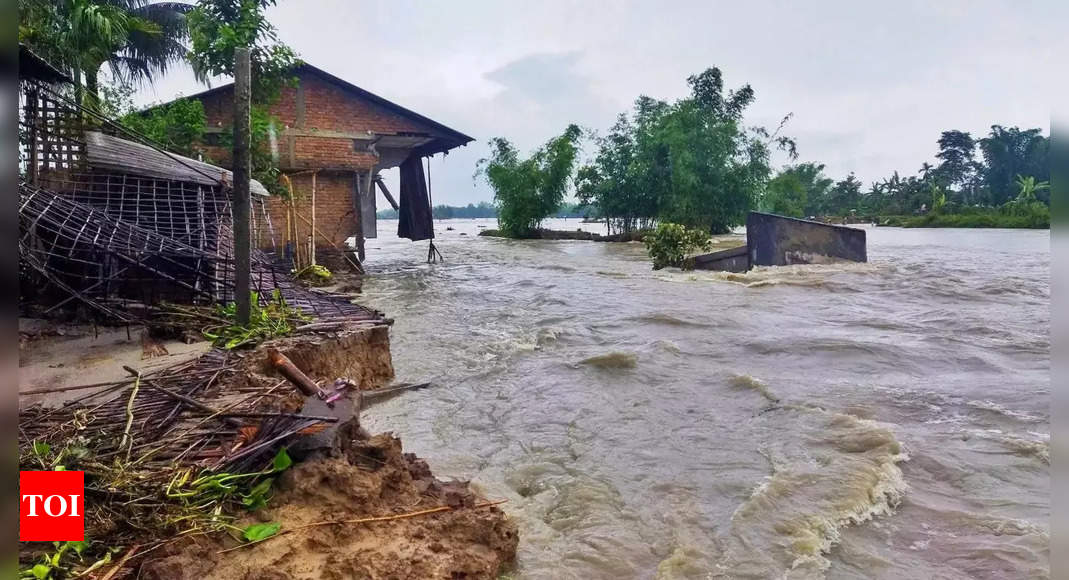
{"left": 233, "top": 46, "right": 252, "bottom": 325}
{"left": 267, "top": 348, "right": 322, "bottom": 397}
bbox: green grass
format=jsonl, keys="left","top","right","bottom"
{"left": 879, "top": 205, "right": 1049, "bottom": 229}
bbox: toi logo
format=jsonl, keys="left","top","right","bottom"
{"left": 19, "top": 471, "right": 85, "bottom": 542}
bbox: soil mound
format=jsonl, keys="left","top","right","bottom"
{"left": 141, "top": 422, "right": 517, "bottom": 580}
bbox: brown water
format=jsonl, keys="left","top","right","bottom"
{"left": 358, "top": 219, "right": 1049, "bottom": 579}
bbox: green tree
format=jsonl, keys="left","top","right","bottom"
{"left": 476, "top": 125, "right": 583, "bottom": 238}
{"left": 762, "top": 171, "right": 807, "bottom": 217}
{"left": 576, "top": 113, "right": 659, "bottom": 234}
{"left": 644, "top": 222, "right": 711, "bottom": 270}
{"left": 184, "top": 0, "right": 300, "bottom": 194}
{"left": 1013, "top": 175, "right": 1049, "bottom": 202}
{"left": 822, "top": 173, "right": 863, "bottom": 216}
{"left": 120, "top": 98, "right": 207, "bottom": 156}
{"left": 578, "top": 67, "right": 793, "bottom": 234}
{"left": 18, "top": 1, "right": 69, "bottom": 69}
{"left": 656, "top": 68, "right": 792, "bottom": 233}
{"left": 19, "top": 1, "right": 191, "bottom": 107}
{"left": 86, "top": 1, "right": 192, "bottom": 101}
{"left": 789, "top": 163, "right": 833, "bottom": 216}
{"left": 918, "top": 162, "right": 934, "bottom": 180}
{"left": 934, "top": 130, "right": 976, "bottom": 193}
{"left": 186, "top": 0, "right": 300, "bottom": 104}
{"left": 978, "top": 126, "right": 1049, "bottom": 205}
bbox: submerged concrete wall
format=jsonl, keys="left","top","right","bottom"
{"left": 691, "top": 244, "right": 749, "bottom": 272}
{"left": 690, "top": 212, "right": 867, "bottom": 272}
{"left": 746, "top": 212, "right": 866, "bottom": 267}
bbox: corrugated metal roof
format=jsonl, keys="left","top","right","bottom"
{"left": 85, "top": 131, "right": 269, "bottom": 196}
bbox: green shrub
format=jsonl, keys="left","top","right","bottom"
{"left": 644, "top": 223, "right": 711, "bottom": 270}
{"left": 119, "top": 98, "right": 206, "bottom": 158}
{"left": 887, "top": 203, "right": 1049, "bottom": 228}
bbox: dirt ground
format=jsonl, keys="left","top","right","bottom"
{"left": 141, "top": 424, "right": 518, "bottom": 580}
{"left": 18, "top": 319, "right": 211, "bottom": 407}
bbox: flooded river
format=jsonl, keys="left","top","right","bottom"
{"left": 358, "top": 219, "right": 1049, "bottom": 579}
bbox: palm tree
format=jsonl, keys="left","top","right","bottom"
{"left": 25, "top": 0, "right": 191, "bottom": 108}
{"left": 918, "top": 162, "right": 933, "bottom": 180}
{"left": 84, "top": 2, "right": 193, "bottom": 100}
{"left": 54, "top": 0, "right": 128, "bottom": 106}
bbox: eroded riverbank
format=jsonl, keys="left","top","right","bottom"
{"left": 19, "top": 317, "right": 517, "bottom": 579}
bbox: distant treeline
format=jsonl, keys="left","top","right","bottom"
{"left": 760, "top": 126, "right": 1050, "bottom": 221}
{"left": 474, "top": 65, "right": 1050, "bottom": 237}
{"left": 377, "top": 202, "right": 590, "bottom": 220}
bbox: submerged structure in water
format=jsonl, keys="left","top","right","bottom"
{"left": 693, "top": 212, "right": 867, "bottom": 272}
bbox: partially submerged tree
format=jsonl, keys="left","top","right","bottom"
{"left": 578, "top": 67, "right": 795, "bottom": 235}
{"left": 476, "top": 125, "right": 583, "bottom": 238}
{"left": 644, "top": 222, "right": 711, "bottom": 270}
{"left": 575, "top": 113, "right": 660, "bottom": 234}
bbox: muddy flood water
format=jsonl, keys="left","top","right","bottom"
{"left": 358, "top": 218, "right": 1049, "bottom": 579}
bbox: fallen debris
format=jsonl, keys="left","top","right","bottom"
{"left": 19, "top": 322, "right": 513, "bottom": 579}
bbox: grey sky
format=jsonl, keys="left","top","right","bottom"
{"left": 136, "top": 0, "right": 1063, "bottom": 206}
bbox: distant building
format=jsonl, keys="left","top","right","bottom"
{"left": 178, "top": 63, "right": 474, "bottom": 263}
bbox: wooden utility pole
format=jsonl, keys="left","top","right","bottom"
{"left": 233, "top": 47, "right": 252, "bottom": 325}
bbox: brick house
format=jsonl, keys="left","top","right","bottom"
{"left": 182, "top": 63, "right": 473, "bottom": 264}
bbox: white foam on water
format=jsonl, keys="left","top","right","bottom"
{"left": 715, "top": 406, "right": 909, "bottom": 579}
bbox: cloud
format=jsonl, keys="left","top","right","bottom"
{"left": 411, "top": 51, "right": 619, "bottom": 207}
{"left": 132, "top": 0, "right": 1066, "bottom": 206}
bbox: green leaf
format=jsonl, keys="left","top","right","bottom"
{"left": 30, "top": 564, "right": 51, "bottom": 579}
{"left": 242, "top": 478, "right": 273, "bottom": 510}
{"left": 249, "top": 478, "right": 273, "bottom": 497}
{"left": 242, "top": 522, "right": 281, "bottom": 542}
{"left": 272, "top": 448, "right": 292, "bottom": 472}
{"left": 69, "top": 540, "right": 88, "bottom": 557}
{"left": 33, "top": 441, "right": 51, "bottom": 457}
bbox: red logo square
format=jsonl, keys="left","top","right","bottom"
{"left": 19, "top": 471, "right": 84, "bottom": 542}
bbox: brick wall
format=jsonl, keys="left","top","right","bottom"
{"left": 266, "top": 171, "right": 359, "bottom": 253}
{"left": 197, "top": 70, "right": 431, "bottom": 171}
{"left": 192, "top": 68, "right": 431, "bottom": 252}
